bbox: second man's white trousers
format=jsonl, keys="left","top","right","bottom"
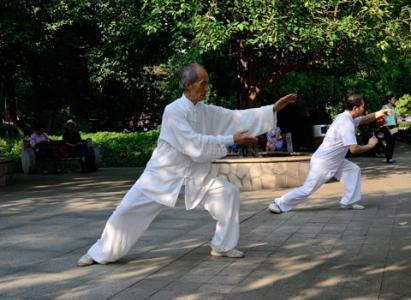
{"left": 276, "top": 159, "right": 361, "bottom": 212}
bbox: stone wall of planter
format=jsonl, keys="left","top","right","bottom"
{"left": 0, "top": 159, "right": 13, "bottom": 187}
{"left": 212, "top": 156, "right": 310, "bottom": 191}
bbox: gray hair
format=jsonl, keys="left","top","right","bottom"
{"left": 345, "top": 95, "right": 364, "bottom": 111}
{"left": 179, "top": 64, "right": 201, "bottom": 92}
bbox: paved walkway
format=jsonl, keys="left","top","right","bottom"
{"left": 0, "top": 144, "right": 410, "bottom": 300}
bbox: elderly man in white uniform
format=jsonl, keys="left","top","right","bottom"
{"left": 78, "top": 63, "right": 297, "bottom": 266}
{"left": 268, "top": 95, "right": 391, "bottom": 214}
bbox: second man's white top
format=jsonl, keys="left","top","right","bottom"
{"left": 312, "top": 111, "right": 363, "bottom": 171}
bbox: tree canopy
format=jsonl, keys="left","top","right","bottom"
{"left": 0, "top": 0, "right": 410, "bottom": 134}
{"left": 145, "top": 0, "right": 411, "bottom": 108}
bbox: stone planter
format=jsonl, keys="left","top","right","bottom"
{"left": 212, "top": 155, "right": 311, "bottom": 191}
{"left": 0, "top": 159, "right": 13, "bottom": 186}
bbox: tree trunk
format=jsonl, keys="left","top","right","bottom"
{"left": 236, "top": 40, "right": 325, "bottom": 109}
{"left": 2, "top": 70, "right": 18, "bottom": 124}
{"left": 1, "top": 69, "right": 25, "bottom": 136}
{"left": 237, "top": 40, "right": 261, "bottom": 108}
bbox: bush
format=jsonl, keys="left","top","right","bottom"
{"left": 81, "top": 131, "right": 160, "bottom": 167}
{"left": 396, "top": 94, "right": 411, "bottom": 117}
{"left": 398, "top": 121, "right": 411, "bottom": 129}
{"left": 0, "top": 137, "right": 23, "bottom": 160}
{"left": 0, "top": 130, "right": 160, "bottom": 170}
{"left": 0, "top": 137, "right": 24, "bottom": 171}
{"left": 397, "top": 128, "right": 411, "bottom": 144}
{"left": 0, "top": 139, "right": 7, "bottom": 160}
{"left": 397, "top": 121, "right": 411, "bottom": 145}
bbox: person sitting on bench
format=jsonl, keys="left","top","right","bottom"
{"left": 62, "top": 120, "right": 94, "bottom": 172}
{"left": 30, "top": 124, "right": 61, "bottom": 174}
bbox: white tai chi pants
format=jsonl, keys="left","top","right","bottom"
{"left": 87, "top": 178, "right": 240, "bottom": 264}
{"left": 276, "top": 159, "right": 361, "bottom": 212}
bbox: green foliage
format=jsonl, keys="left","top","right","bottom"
{"left": 397, "top": 126, "right": 411, "bottom": 145}
{"left": 81, "top": 131, "right": 160, "bottom": 167}
{"left": 49, "top": 130, "right": 161, "bottom": 167}
{"left": 396, "top": 94, "right": 411, "bottom": 117}
{"left": 0, "top": 139, "right": 7, "bottom": 160}
{"left": 144, "top": 0, "right": 411, "bottom": 108}
{"left": 0, "top": 137, "right": 24, "bottom": 162}
{"left": 399, "top": 121, "right": 411, "bottom": 129}
{"left": 265, "top": 71, "right": 346, "bottom": 114}
{"left": 0, "top": 130, "right": 160, "bottom": 169}
{"left": 1, "top": 0, "right": 410, "bottom": 130}
{"left": 396, "top": 120, "right": 411, "bottom": 145}
{"left": 0, "top": 0, "right": 175, "bottom": 132}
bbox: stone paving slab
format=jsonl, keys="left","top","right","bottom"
{"left": 0, "top": 144, "right": 410, "bottom": 299}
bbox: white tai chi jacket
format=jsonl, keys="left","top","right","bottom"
{"left": 132, "top": 94, "right": 277, "bottom": 210}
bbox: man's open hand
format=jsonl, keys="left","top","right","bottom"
{"left": 273, "top": 93, "right": 298, "bottom": 112}
{"left": 233, "top": 130, "right": 257, "bottom": 145}
{"left": 375, "top": 108, "right": 392, "bottom": 119}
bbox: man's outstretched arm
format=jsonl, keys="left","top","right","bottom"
{"left": 359, "top": 108, "right": 391, "bottom": 126}
{"left": 273, "top": 93, "right": 298, "bottom": 112}
{"left": 202, "top": 93, "right": 298, "bottom": 138}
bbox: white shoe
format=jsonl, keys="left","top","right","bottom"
{"left": 210, "top": 249, "right": 245, "bottom": 258}
{"left": 340, "top": 204, "right": 365, "bottom": 210}
{"left": 268, "top": 200, "right": 282, "bottom": 214}
{"left": 77, "top": 254, "right": 95, "bottom": 267}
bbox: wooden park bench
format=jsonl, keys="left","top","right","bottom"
{"left": 20, "top": 139, "right": 100, "bottom": 174}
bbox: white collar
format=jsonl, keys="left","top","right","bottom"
{"left": 344, "top": 110, "right": 354, "bottom": 120}
{"left": 181, "top": 94, "right": 198, "bottom": 110}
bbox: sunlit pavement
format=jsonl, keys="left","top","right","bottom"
{"left": 1, "top": 143, "right": 410, "bottom": 299}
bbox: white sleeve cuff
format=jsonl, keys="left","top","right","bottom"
{"left": 218, "top": 135, "right": 234, "bottom": 145}
{"left": 262, "top": 105, "right": 277, "bottom": 129}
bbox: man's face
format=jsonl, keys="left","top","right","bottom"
{"left": 186, "top": 67, "right": 209, "bottom": 103}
